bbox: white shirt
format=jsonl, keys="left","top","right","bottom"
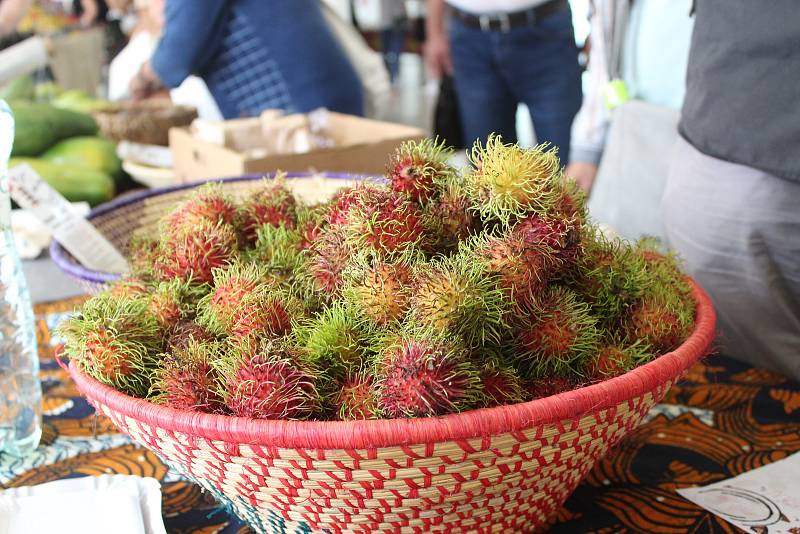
{"left": 446, "top": 0, "right": 549, "bottom": 15}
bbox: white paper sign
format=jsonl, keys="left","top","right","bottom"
{"left": 678, "top": 452, "right": 800, "bottom": 533}
{"left": 8, "top": 164, "right": 129, "bottom": 274}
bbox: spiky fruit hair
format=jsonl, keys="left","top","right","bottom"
{"left": 163, "top": 182, "right": 238, "bottom": 234}
{"left": 294, "top": 301, "right": 369, "bottom": 375}
{"left": 477, "top": 363, "right": 528, "bottom": 408}
{"left": 166, "top": 320, "right": 214, "bottom": 353}
{"left": 528, "top": 376, "right": 579, "bottom": 399}
{"left": 215, "top": 340, "right": 318, "bottom": 420}
{"left": 343, "top": 186, "right": 427, "bottom": 256}
{"left": 108, "top": 277, "right": 149, "bottom": 299}
{"left": 467, "top": 135, "right": 562, "bottom": 226}
{"left": 249, "top": 223, "right": 306, "bottom": 281}
{"left": 296, "top": 203, "right": 330, "bottom": 250}
{"left": 155, "top": 220, "right": 238, "bottom": 285}
{"left": 387, "top": 138, "right": 453, "bottom": 203}
{"left": 57, "top": 293, "right": 162, "bottom": 396}
{"left": 428, "top": 175, "right": 479, "bottom": 252}
{"left": 239, "top": 177, "right": 298, "bottom": 245}
{"left": 341, "top": 253, "right": 413, "bottom": 326}
{"left": 126, "top": 233, "right": 160, "bottom": 280}
{"left": 306, "top": 225, "right": 353, "bottom": 296}
{"left": 226, "top": 290, "right": 297, "bottom": 341}
{"left": 589, "top": 339, "right": 653, "bottom": 379}
{"left": 568, "top": 228, "right": 649, "bottom": 325}
{"left": 375, "top": 333, "right": 481, "bottom": 418}
{"left": 149, "top": 340, "right": 224, "bottom": 413}
{"left": 148, "top": 279, "right": 206, "bottom": 331}
{"left": 334, "top": 373, "right": 379, "bottom": 420}
{"left": 512, "top": 286, "right": 600, "bottom": 378}
{"left": 408, "top": 250, "right": 508, "bottom": 348}
{"left": 195, "top": 261, "right": 271, "bottom": 335}
{"left": 514, "top": 212, "right": 582, "bottom": 266}
{"left": 326, "top": 183, "right": 377, "bottom": 226}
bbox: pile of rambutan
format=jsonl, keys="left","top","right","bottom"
{"left": 59, "top": 136, "right": 696, "bottom": 421}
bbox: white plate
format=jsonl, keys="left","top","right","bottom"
{"left": 122, "top": 159, "right": 177, "bottom": 189}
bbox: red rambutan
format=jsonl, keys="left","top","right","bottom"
{"left": 376, "top": 336, "right": 480, "bottom": 418}
{"left": 429, "top": 180, "right": 478, "bottom": 251}
{"left": 344, "top": 257, "right": 412, "bottom": 326}
{"left": 216, "top": 342, "right": 318, "bottom": 419}
{"left": 156, "top": 220, "right": 238, "bottom": 284}
{"left": 239, "top": 179, "right": 298, "bottom": 245}
{"left": 334, "top": 373, "right": 378, "bottom": 420}
{"left": 591, "top": 340, "right": 652, "bottom": 379}
{"left": 387, "top": 138, "right": 452, "bottom": 203}
{"left": 150, "top": 341, "right": 224, "bottom": 413}
{"left": 478, "top": 364, "right": 527, "bottom": 408}
{"left": 308, "top": 226, "right": 352, "bottom": 295}
{"left": 528, "top": 376, "right": 579, "bottom": 399}
{"left": 167, "top": 320, "right": 214, "bottom": 352}
{"left": 626, "top": 299, "right": 688, "bottom": 354}
{"left": 345, "top": 187, "right": 427, "bottom": 255}
{"left": 164, "top": 183, "right": 238, "bottom": 233}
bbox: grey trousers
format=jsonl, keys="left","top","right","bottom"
{"left": 662, "top": 137, "right": 800, "bottom": 381}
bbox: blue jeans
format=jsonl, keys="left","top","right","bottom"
{"left": 448, "top": 9, "right": 582, "bottom": 162}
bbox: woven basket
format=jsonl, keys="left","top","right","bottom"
{"left": 92, "top": 100, "right": 197, "bottom": 146}
{"left": 50, "top": 172, "right": 362, "bottom": 294}
{"left": 67, "top": 285, "right": 715, "bottom": 533}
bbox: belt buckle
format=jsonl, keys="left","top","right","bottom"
{"left": 478, "top": 14, "right": 491, "bottom": 31}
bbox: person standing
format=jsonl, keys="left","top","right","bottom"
{"left": 662, "top": 0, "right": 800, "bottom": 381}
{"left": 130, "top": 0, "right": 363, "bottom": 119}
{"left": 425, "top": 0, "right": 582, "bottom": 159}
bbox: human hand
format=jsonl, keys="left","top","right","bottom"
{"left": 129, "top": 62, "right": 162, "bottom": 101}
{"left": 565, "top": 161, "right": 598, "bottom": 194}
{"left": 424, "top": 32, "right": 452, "bottom": 79}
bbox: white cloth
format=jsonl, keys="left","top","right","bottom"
{"left": 0, "top": 475, "right": 166, "bottom": 534}
{"left": 445, "top": 0, "right": 549, "bottom": 14}
{"left": 569, "top": 0, "right": 693, "bottom": 165}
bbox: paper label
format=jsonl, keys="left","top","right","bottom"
{"left": 116, "top": 141, "right": 173, "bottom": 169}
{"left": 8, "top": 164, "right": 129, "bottom": 274}
{"left": 678, "top": 451, "right": 800, "bottom": 533}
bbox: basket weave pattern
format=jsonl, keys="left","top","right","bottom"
{"left": 69, "top": 284, "right": 714, "bottom": 533}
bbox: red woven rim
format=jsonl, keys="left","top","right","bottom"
{"left": 68, "top": 281, "right": 715, "bottom": 450}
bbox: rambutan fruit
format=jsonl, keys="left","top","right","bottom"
{"left": 57, "top": 293, "right": 162, "bottom": 396}
{"left": 215, "top": 340, "right": 318, "bottom": 419}
{"left": 512, "top": 286, "right": 600, "bottom": 378}
{"left": 477, "top": 363, "right": 527, "bottom": 408}
{"left": 167, "top": 320, "right": 214, "bottom": 352}
{"left": 375, "top": 334, "right": 480, "bottom": 418}
{"left": 409, "top": 250, "right": 507, "bottom": 348}
{"left": 515, "top": 212, "right": 581, "bottom": 266}
{"left": 326, "top": 184, "right": 376, "bottom": 226}
{"left": 126, "top": 234, "right": 160, "bottom": 279}
{"left": 625, "top": 297, "right": 693, "bottom": 354}
{"left": 249, "top": 224, "right": 306, "bottom": 282}
{"left": 148, "top": 279, "right": 205, "bottom": 331}
{"left": 163, "top": 182, "right": 238, "bottom": 233}
{"left": 428, "top": 177, "right": 478, "bottom": 251}
{"left": 239, "top": 178, "right": 298, "bottom": 245}
{"left": 108, "top": 277, "right": 149, "bottom": 299}
{"left": 149, "top": 340, "right": 224, "bottom": 413}
{"left": 196, "top": 261, "right": 268, "bottom": 334}
{"left": 155, "top": 220, "right": 238, "bottom": 285}
{"left": 296, "top": 203, "right": 329, "bottom": 250}
{"left": 226, "top": 290, "right": 298, "bottom": 340}
{"left": 342, "top": 255, "right": 413, "bottom": 326}
{"left": 528, "top": 375, "right": 579, "bottom": 399}
{"left": 387, "top": 138, "right": 453, "bottom": 203}
{"left": 590, "top": 340, "right": 653, "bottom": 379}
{"left": 567, "top": 228, "right": 649, "bottom": 324}
{"left": 333, "top": 373, "right": 378, "bottom": 420}
{"left": 294, "top": 301, "right": 368, "bottom": 374}
{"left": 344, "top": 187, "right": 427, "bottom": 256}
{"left": 307, "top": 225, "right": 353, "bottom": 295}
{"left": 466, "top": 135, "right": 562, "bottom": 226}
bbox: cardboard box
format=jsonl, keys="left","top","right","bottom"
{"left": 170, "top": 112, "right": 425, "bottom": 182}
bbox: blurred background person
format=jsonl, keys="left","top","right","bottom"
{"left": 566, "top": 0, "right": 693, "bottom": 241}
{"left": 0, "top": 0, "right": 32, "bottom": 36}
{"left": 129, "top": 0, "right": 364, "bottom": 119}
{"left": 662, "top": 0, "right": 800, "bottom": 380}
{"left": 424, "top": 0, "right": 582, "bottom": 160}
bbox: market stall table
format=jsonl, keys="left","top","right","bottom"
{"left": 1, "top": 297, "right": 798, "bottom": 533}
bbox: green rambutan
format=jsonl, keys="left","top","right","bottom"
{"left": 249, "top": 223, "right": 305, "bottom": 279}
{"left": 148, "top": 279, "right": 205, "bottom": 330}
{"left": 239, "top": 178, "right": 298, "bottom": 245}
{"left": 477, "top": 363, "right": 527, "bottom": 408}
{"left": 409, "top": 251, "right": 507, "bottom": 347}
{"left": 466, "top": 135, "right": 562, "bottom": 225}
{"left": 166, "top": 320, "right": 214, "bottom": 352}
{"left": 625, "top": 297, "right": 693, "bottom": 354}
{"left": 126, "top": 234, "right": 160, "bottom": 279}
{"left": 57, "top": 293, "right": 162, "bottom": 396}
{"left": 387, "top": 138, "right": 453, "bottom": 203}
{"left": 149, "top": 340, "right": 224, "bottom": 413}
{"left": 342, "top": 255, "right": 413, "bottom": 326}
{"left": 294, "top": 301, "right": 368, "bottom": 374}
{"left": 375, "top": 334, "right": 480, "bottom": 418}
{"left": 296, "top": 203, "right": 330, "bottom": 250}
{"left": 163, "top": 182, "right": 238, "bottom": 233}
{"left": 344, "top": 187, "right": 427, "bottom": 255}
{"left": 215, "top": 340, "right": 318, "bottom": 419}
{"left": 155, "top": 220, "right": 238, "bottom": 285}
{"left": 512, "top": 286, "right": 600, "bottom": 378}
{"left": 108, "top": 277, "right": 149, "bottom": 299}
{"left": 590, "top": 339, "right": 653, "bottom": 379}
{"left": 333, "top": 373, "right": 378, "bottom": 420}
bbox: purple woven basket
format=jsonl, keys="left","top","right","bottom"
{"left": 50, "top": 172, "right": 366, "bottom": 294}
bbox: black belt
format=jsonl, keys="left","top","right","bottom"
{"left": 449, "top": 0, "right": 569, "bottom": 32}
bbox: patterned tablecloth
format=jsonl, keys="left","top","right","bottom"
{"left": 1, "top": 297, "right": 798, "bottom": 534}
